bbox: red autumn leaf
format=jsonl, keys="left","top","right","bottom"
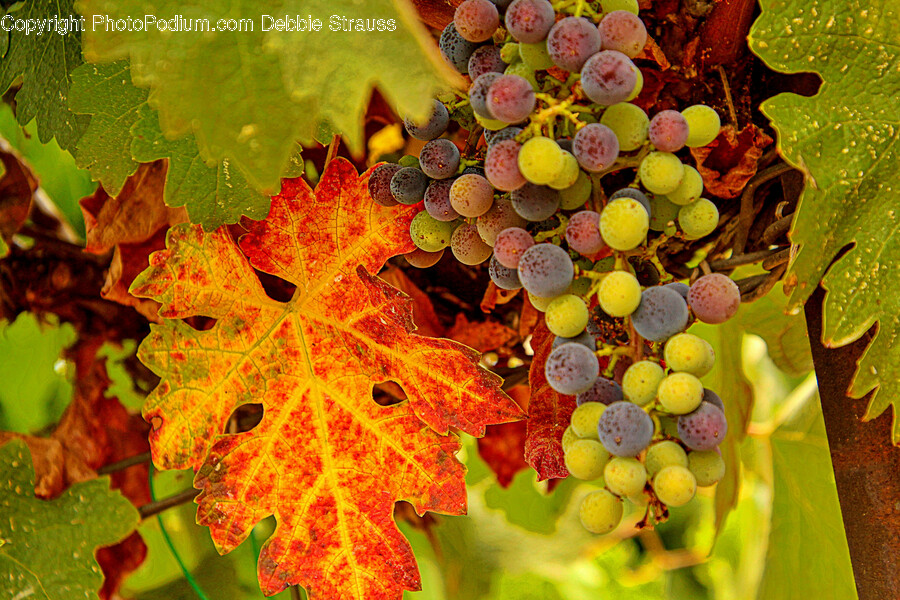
{"left": 0, "top": 147, "right": 38, "bottom": 253}
{"left": 130, "top": 158, "right": 523, "bottom": 599}
{"left": 524, "top": 321, "right": 576, "bottom": 481}
{"left": 478, "top": 386, "right": 530, "bottom": 487}
{"left": 446, "top": 313, "right": 518, "bottom": 353}
{"left": 690, "top": 123, "right": 774, "bottom": 198}
{"left": 379, "top": 265, "right": 445, "bottom": 338}
{"left": 480, "top": 281, "right": 519, "bottom": 312}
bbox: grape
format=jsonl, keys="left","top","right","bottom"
{"left": 528, "top": 291, "right": 554, "bottom": 311}
{"left": 485, "top": 139, "right": 527, "bottom": 191}
{"left": 559, "top": 170, "right": 592, "bottom": 209}
{"left": 510, "top": 183, "right": 560, "bottom": 221}
{"left": 626, "top": 66, "right": 643, "bottom": 101}
{"left": 519, "top": 41, "right": 555, "bottom": 70}
{"left": 579, "top": 489, "right": 623, "bottom": 534}
{"left": 572, "top": 123, "right": 619, "bottom": 172}
{"left": 600, "top": 102, "right": 649, "bottom": 151}
{"left": 665, "top": 165, "right": 703, "bottom": 206}
{"left": 450, "top": 174, "right": 495, "bottom": 218}
{"left": 494, "top": 226, "right": 534, "bottom": 268}
{"left": 547, "top": 16, "right": 602, "bottom": 72}
{"left": 631, "top": 286, "right": 689, "bottom": 342}
{"left": 504, "top": 0, "right": 555, "bottom": 43}
{"left": 702, "top": 388, "right": 724, "bottom": 412}
{"left": 553, "top": 330, "right": 597, "bottom": 351}
{"left": 600, "top": 0, "right": 639, "bottom": 13}
{"left": 568, "top": 273, "right": 592, "bottom": 297}
{"left": 678, "top": 401, "right": 728, "bottom": 450}
{"left": 489, "top": 254, "right": 523, "bottom": 289}
{"left": 581, "top": 50, "right": 638, "bottom": 106}
{"left": 556, "top": 138, "right": 573, "bottom": 153}
{"left": 688, "top": 273, "right": 741, "bottom": 324}
{"left": 597, "top": 401, "right": 654, "bottom": 457}
{"left": 562, "top": 425, "right": 580, "bottom": 453}
{"left": 570, "top": 402, "right": 605, "bottom": 439}
{"left": 638, "top": 151, "right": 684, "bottom": 194}
{"left": 678, "top": 198, "right": 719, "bottom": 239}
{"left": 664, "top": 333, "right": 715, "bottom": 376}
{"left": 621, "top": 360, "right": 665, "bottom": 406}
{"left": 604, "top": 457, "right": 647, "bottom": 496}
{"left": 469, "top": 72, "right": 503, "bottom": 118}
{"left": 410, "top": 211, "right": 454, "bottom": 252}
{"left": 648, "top": 109, "right": 689, "bottom": 152}
{"left": 420, "top": 139, "right": 460, "bottom": 180}
{"left": 657, "top": 372, "right": 704, "bottom": 414}
{"left": 518, "top": 243, "right": 574, "bottom": 298}
{"left": 598, "top": 271, "right": 641, "bottom": 317}
{"left": 546, "top": 294, "right": 590, "bottom": 338}
{"left": 424, "top": 179, "right": 460, "bottom": 221}
{"left": 688, "top": 450, "right": 726, "bottom": 486}
{"left": 599, "top": 198, "right": 648, "bottom": 250}
{"left": 652, "top": 465, "right": 696, "bottom": 507}
{"left": 628, "top": 257, "right": 660, "bottom": 286}
{"left": 487, "top": 74, "right": 536, "bottom": 123}
{"left": 598, "top": 10, "right": 647, "bottom": 58}
{"left": 468, "top": 44, "right": 508, "bottom": 80}
{"left": 404, "top": 247, "right": 444, "bottom": 268}
{"left": 609, "top": 187, "right": 651, "bottom": 217}
{"left": 545, "top": 342, "right": 599, "bottom": 395}
{"left": 565, "top": 439, "right": 608, "bottom": 479}
{"left": 477, "top": 196, "right": 528, "bottom": 245}
{"left": 682, "top": 104, "right": 721, "bottom": 147}
{"left": 566, "top": 210, "right": 605, "bottom": 255}
{"left": 492, "top": 0, "right": 515, "bottom": 10}
{"left": 548, "top": 150, "right": 581, "bottom": 190}
{"left": 403, "top": 99, "right": 450, "bottom": 141}
{"left": 454, "top": 0, "right": 500, "bottom": 42}
{"left": 485, "top": 126, "right": 523, "bottom": 146}
{"left": 576, "top": 377, "right": 624, "bottom": 406}
{"left": 368, "top": 163, "right": 401, "bottom": 207}
{"left": 504, "top": 60, "right": 539, "bottom": 90}
{"left": 518, "top": 136, "right": 565, "bottom": 184}
{"left": 451, "top": 222, "right": 493, "bottom": 265}
{"left": 439, "top": 23, "right": 479, "bottom": 73}
{"left": 645, "top": 440, "right": 688, "bottom": 477}
{"left": 390, "top": 167, "right": 429, "bottom": 204}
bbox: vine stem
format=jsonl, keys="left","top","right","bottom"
{"left": 139, "top": 487, "right": 201, "bottom": 520}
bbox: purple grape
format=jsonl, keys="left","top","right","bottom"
{"left": 553, "top": 330, "right": 597, "bottom": 351}
{"left": 688, "top": 273, "right": 741, "bottom": 324}
{"left": 463, "top": 166, "right": 486, "bottom": 177}
{"left": 556, "top": 138, "right": 573, "bottom": 153}
{"left": 677, "top": 401, "right": 728, "bottom": 450}
{"left": 628, "top": 257, "right": 660, "bottom": 286}
{"left": 491, "top": 0, "right": 514, "bottom": 9}
{"left": 649, "top": 110, "right": 690, "bottom": 152}
{"left": 494, "top": 226, "right": 534, "bottom": 268}
{"left": 598, "top": 10, "right": 648, "bottom": 58}
{"left": 485, "top": 139, "right": 526, "bottom": 191}
{"left": 517, "top": 243, "right": 574, "bottom": 298}
{"left": 597, "top": 401, "right": 654, "bottom": 457}
{"left": 404, "top": 99, "right": 450, "bottom": 141}
{"left": 468, "top": 44, "right": 508, "bottom": 79}
{"left": 470, "top": 72, "right": 503, "bottom": 118}
{"left": 573, "top": 123, "right": 620, "bottom": 172}
{"left": 487, "top": 74, "right": 536, "bottom": 124}
{"left": 580, "top": 50, "right": 638, "bottom": 106}
{"left": 702, "top": 388, "right": 724, "bottom": 412}
{"left": 665, "top": 281, "right": 690, "bottom": 300}
{"left": 420, "top": 139, "right": 460, "bottom": 179}
{"left": 368, "top": 163, "right": 401, "bottom": 207}
{"left": 390, "top": 167, "right": 428, "bottom": 204}
{"left": 455, "top": 0, "right": 500, "bottom": 42}
{"left": 545, "top": 342, "right": 599, "bottom": 395}
{"left": 504, "top": 0, "right": 555, "bottom": 43}
{"left": 424, "top": 178, "right": 460, "bottom": 221}
{"left": 489, "top": 254, "right": 523, "bottom": 289}
{"left": 547, "top": 16, "right": 602, "bottom": 72}
{"left": 631, "top": 286, "right": 690, "bottom": 342}
{"left": 485, "top": 126, "right": 523, "bottom": 146}
{"left": 565, "top": 210, "right": 605, "bottom": 254}
{"left": 610, "top": 187, "right": 651, "bottom": 216}
{"left": 576, "top": 377, "right": 623, "bottom": 406}
{"left": 439, "top": 22, "right": 479, "bottom": 73}
{"left": 510, "top": 183, "right": 560, "bottom": 221}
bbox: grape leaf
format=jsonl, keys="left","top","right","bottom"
{"left": 78, "top": 0, "right": 458, "bottom": 193}
{"left": 0, "top": 439, "right": 140, "bottom": 599}
{"left": 749, "top": 0, "right": 900, "bottom": 442}
{"left": 0, "top": 0, "right": 88, "bottom": 152}
{"left": 130, "top": 158, "right": 523, "bottom": 598}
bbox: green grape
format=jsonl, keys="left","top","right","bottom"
{"left": 579, "top": 489, "right": 624, "bottom": 534}
{"left": 652, "top": 465, "right": 697, "bottom": 506}
{"left": 568, "top": 274, "right": 592, "bottom": 297}
{"left": 665, "top": 165, "right": 703, "bottom": 205}
{"left": 504, "top": 61, "right": 539, "bottom": 90}
{"left": 600, "top": 103, "right": 649, "bottom": 151}
{"left": 688, "top": 450, "right": 726, "bottom": 486}
{"left": 626, "top": 68, "right": 643, "bottom": 101}
{"left": 645, "top": 440, "right": 688, "bottom": 477}
{"left": 604, "top": 457, "right": 647, "bottom": 496}
{"left": 570, "top": 402, "right": 605, "bottom": 439}
{"left": 475, "top": 112, "right": 509, "bottom": 131}
{"left": 622, "top": 360, "right": 665, "bottom": 406}
{"left": 519, "top": 136, "right": 564, "bottom": 185}
{"left": 598, "top": 271, "right": 642, "bottom": 317}
{"left": 528, "top": 291, "right": 556, "bottom": 312}
{"left": 593, "top": 256, "right": 615, "bottom": 272}
{"left": 664, "top": 333, "right": 715, "bottom": 376}
{"left": 546, "top": 294, "right": 590, "bottom": 337}
{"left": 599, "top": 198, "right": 649, "bottom": 250}
{"left": 410, "top": 211, "right": 454, "bottom": 252}
{"left": 559, "top": 170, "right": 592, "bottom": 209}
{"left": 682, "top": 104, "right": 721, "bottom": 147}
{"left": 519, "top": 41, "right": 555, "bottom": 70}
{"left": 648, "top": 194, "right": 680, "bottom": 232}
{"left": 548, "top": 150, "right": 580, "bottom": 190}
{"left": 638, "top": 151, "right": 684, "bottom": 195}
{"left": 565, "top": 439, "right": 609, "bottom": 480}
{"left": 678, "top": 198, "right": 719, "bottom": 239}
{"left": 601, "top": 0, "right": 639, "bottom": 14}
{"left": 562, "top": 425, "right": 580, "bottom": 453}
{"left": 657, "top": 372, "right": 704, "bottom": 414}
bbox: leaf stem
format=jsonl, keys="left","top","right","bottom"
{"left": 96, "top": 451, "right": 152, "bottom": 475}
{"left": 139, "top": 487, "right": 200, "bottom": 520}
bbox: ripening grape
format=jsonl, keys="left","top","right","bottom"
{"left": 559, "top": 170, "right": 592, "bottom": 209}
{"left": 562, "top": 425, "right": 580, "bottom": 453}
{"left": 579, "top": 489, "right": 624, "bottom": 534}
{"left": 648, "top": 109, "right": 689, "bottom": 152}
{"left": 469, "top": 72, "right": 502, "bottom": 118}
{"left": 576, "top": 377, "right": 624, "bottom": 406}
{"left": 599, "top": 198, "right": 649, "bottom": 250}
{"left": 439, "top": 23, "right": 479, "bottom": 73}
{"left": 665, "top": 165, "right": 703, "bottom": 206}
{"left": 688, "top": 450, "right": 726, "bottom": 486}
{"left": 494, "top": 227, "right": 534, "bottom": 268}
{"left": 451, "top": 222, "right": 493, "bottom": 265}
{"left": 391, "top": 167, "right": 429, "bottom": 204}
{"left": 454, "top": 0, "right": 499, "bottom": 42}
{"left": 653, "top": 465, "right": 696, "bottom": 507}
{"left": 622, "top": 360, "right": 665, "bottom": 406}
{"left": 604, "top": 457, "right": 647, "bottom": 496}
{"left": 511, "top": 183, "right": 561, "bottom": 220}
{"left": 566, "top": 210, "right": 605, "bottom": 255}
{"left": 600, "top": 0, "right": 639, "bottom": 14}
{"left": 677, "top": 401, "right": 728, "bottom": 450}
{"left": 597, "top": 401, "right": 654, "bottom": 457}
{"left": 489, "top": 254, "right": 523, "bottom": 289}
{"left": 678, "top": 198, "right": 719, "bottom": 239}
{"left": 368, "top": 163, "right": 402, "bottom": 207}
{"left": 570, "top": 401, "right": 605, "bottom": 439}
{"left": 485, "top": 139, "right": 527, "bottom": 191}
{"left": 477, "top": 196, "right": 528, "bottom": 246}
{"left": 546, "top": 294, "right": 590, "bottom": 338}
{"left": 505, "top": 0, "right": 556, "bottom": 43}
{"left": 702, "top": 388, "right": 725, "bottom": 412}
{"left": 598, "top": 10, "right": 647, "bottom": 58}
{"left": 424, "top": 179, "right": 461, "bottom": 221}
{"left": 657, "top": 372, "right": 704, "bottom": 414}
{"left": 517, "top": 243, "right": 574, "bottom": 298}
{"left": 547, "top": 16, "right": 602, "bottom": 72}
{"left": 518, "top": 136, "right": 565, "bottom": 184}
{"left": 545, "top": 342, "right": 599, "bottom": 395}
{"left": 600, "top": 102, "right": 649, "bottom": 151}
{"left": 688, "top": 273, "right": 741, "bottom": 324}
{"left": 468, "top": 45, "right": 508, "bottom": 80}
{"left": 572, "top": 123, "right": 620, "bottom": 172}
{"left": 404, "top": 99, "right": 450, "bottom": 141}
{"left": 504, "top": 60, "right": 539, "bottom": 91}
{"left": 580, "top": 50, "right": 638, "bottom": 106}
{"left": 682, "top": 104, "right": 721, "bottom": 147}
{"left": 487, "top": 74, "right": 537, "bottom": 124}
{"left": 410, "top": 211, "right": 454, "bottom": 252}
{"left": 548, "top": 150, "right": 581, "bottom": 190}
{"left": 609, "top": 187, "right": 651, "bottom": 216}
{"left": 450, "top": 174, "right": 494, "bottom": 217}
{"left": 644, "top": 440, "right": 688, "bottom": 477}
{"left": 485, "top": 126, "right": 523, "bottom": 146}
{"left": 553, "top": 330, "right": 597, "bottom": 351}
{"left": 664, "top": 333, "right": 715, "bottom": 376}
{"left": 631, "top": 285, "right": 689, "bottom": 342}
{"left": 404, "top": 247, "right": 444, "bottom": 268}
{"left": 638, "top": 151, "right": 684, "bottom": 195}
{"left": 420, "top": 139, "right": 460, "bottom": 179}
{"left": 598, "top": 270, "right": 642, "bottom": 317}
{"left": 519, "top": 41, "right": 555, "bottom": 70}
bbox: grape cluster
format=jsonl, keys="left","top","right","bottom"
{"left": 366, "top": 0, "right": 739, "bottom": 534}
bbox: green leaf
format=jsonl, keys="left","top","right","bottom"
{"left": 749, "top": 0, "right": 900, "bottom": 442}
{"left": 741, "top": 283, "right": 813, "bottom": 377}
{"left": 483, "top": 469, "right": 577, "bottom": 535}
{"left": 0, "top": 439, "right": 140, "bottom": 599}
{"left": 0, "top": 0, "right": 88, "bottom": 152}
{"left": 78, "top": 0, "right": 455, "bottom": 192}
